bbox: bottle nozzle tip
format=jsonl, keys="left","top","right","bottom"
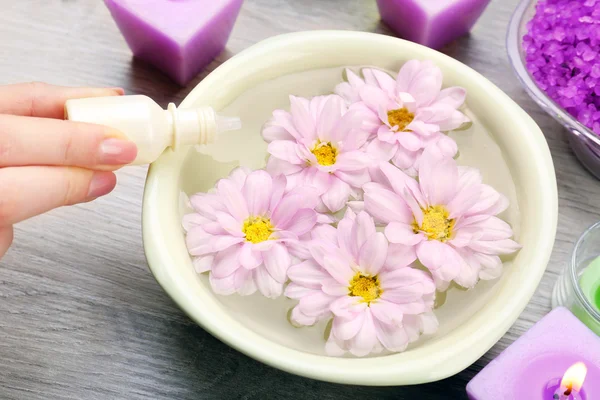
{"left": 216, "top": 115, "right": 242, "bottom": 133}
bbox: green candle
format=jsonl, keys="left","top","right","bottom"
{"left": 573, "top": 256, "right": 600, "bottom": 335}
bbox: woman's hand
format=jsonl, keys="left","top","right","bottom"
{"left": 0, "top": 82, "right": 138, "bottom": 259}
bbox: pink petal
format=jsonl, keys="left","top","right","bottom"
{"left": 348, "top": 310, "right": 378, "bottom": 357}
{"left": 242, "top": 170, "right": 273, "bottom": 216}
{"left": 373, "top": 316, "right": 409, "bottom": 352}
{"left": 351, "top": 211, "right": 377, "bottom": 257}
{"left": 193, "top": 255, "right": 213, "bottom": 273}
{"left": 435, "top": 87, "right": 467, "bottom": 109}
{"left": 209, "top": 273, "right": 237, "bottom": 295}
{"left": 316, "top": 95, "right": 344, "bottom": 141}
{"left": 452, "top": 251, "right": 480, "bottom": 289}
{"left": 406, "top": 64, "right": 443, "bottom": 107}
{"left": 215, "top": 212, "right": 244, "bottom": 237}
{"left": 476, "top": 253, "right": 503, "bottom": 280}
{"left": 468, "top": 239, "right": 521, "bottom": 255}
{"left": 285, "top": 283, "right": 317, "bottom": 299}
{"left": 212, "top": 244, "right": 243, "bottom": 279}
{"left": 363, "top": 183, "right": 413, "bottom": 224}
{"left": 202, "top": 221, "right": 227, "bottom": 235}
{"left": 287, "top": 260, "right": 329, "bottom": 288}
{"left": 271, "top": 109, "right": 303, "bottom": 140}
{"left": 182, "top": 213, "right": 208, "bottom": 232}
{"left": 269, "top": 174, "right": 287, "bottom": 211}
{"left": 392, "top": 146, "right": 419, "bottom": 171}
{"left": 332, "top": 312, "right": 365, "bottom": 340}
{"left": 271, "top": 194, "right": 305, "bottom": 229}
{"left": 290, "top": 95, "right": 316, "bottom": 140}
{"left": 457, "top": 166, "right": 483, "bottom": 190}
{"left": 370, "top": 300, "right": 404, "bottom": 325}
{"left": 337, "top": 211, "right": 356, "bottom": 259}
{"left": 385, "top": 243, "right": 417, "bottom": 269}
{"left": 418, "top": 151, "right": 458, "bottom": 206}
{"left": 335, "top": 81, "right": 360, "bottom": 104}
{"left": 395, "top": 60, "right": 422, "bottom": 93}
{"left": 229, "top": 167, "right": 251, "bottom": 189}
{"left": 323, "top": 255, "right": 355, "bottom": 285}
{"left": 298, "top": 291, "right": 335, "bottom": 317}
{"left": 267, "top": 141, "right": 304, "bottom": 165}
{"left": 335, "top": 169, "right": 372, "bottom": 188}
{"left": 385, "top": 222, "right": 423, "bottom": 246}
{"left": 321, "top": 177, "right": 351, "bottom": 213}
{"left": 417, "top": 240, "right": 465, "bottom": 286}
{"left": 262, "top": 116, "right": 295, "bottom": 142}
{"left": 185, "top": 227, "right": 212, "bottom": 256}
{"left": 321, "top": 279, "right": 350, "bottom": 296}
{"left": 359, "top": 85, "right": 395, "bottom": 112}
{"left": 446, "top": 184, "right": 482, "bottom": 219}
{"left": 358, "top": 232, "right": 388, "bottom": 275}
{"left": 217, "top": 178, "right": 249, "bottom": 221}
{"left": 311, "top": 224, "right": 338, "bottom": 245}
{"left": 211, "top": 235, "right": 245, "bottom": 253}
{"left": 262, "top": 243, "right": 291, "bottom": 283}
{"left": 334, "top": 151, "right": 372, "bottom": 171}
{"left": 189, "top": 193, "right": 224, "bottom": 217}
{"left": 239, "top": 242, "right": 263, "bottom": 270}
{"left": 234, "top": 268, "right": 257, "bottom": 295}
{"left": 330, "top": 295, "right": 367, "bottom": 318}
{"left": 266, "top": 157, "right": 303, "bottom": 177}
{"left": 367, "top": 138, "right": 397, "bottom": 162}
{"left": 467, "top": 185, "right": 508, "bottom": 216}
{"left": 253, "top": 266, "right": 283, "bottom": 298}
{"left": 291, "top": 306, "right": 319, "bottom": 326}
{"left": 380, "top": 284, "right": 431, "bottom": 303}
{"left": 369, "top": 68, "right": 397, "bottom": 96}
{"left": 379, "top": 267, "right": 433, "bottom": 291}
{"left": 397, "top": 131, "right": 423, "bottom": 152}
{"left": 284, "top": 209, "right": 317, "bottom": 236}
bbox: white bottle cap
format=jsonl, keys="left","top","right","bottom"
{"left": 168, "top": 103, "right": 241, "bottom": 149}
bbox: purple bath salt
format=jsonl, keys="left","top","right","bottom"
{"left": 523, "top": 0, "right": 600, "bottom": 135}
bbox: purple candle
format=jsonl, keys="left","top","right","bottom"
{"left": 104, "top": 0, "right": 243, "bottom": 85}
{"left": 375, "top": 0, "right": 491, "bottom": 49}
{"left": 467, "top": 307, "right": 600, "bottom": 399}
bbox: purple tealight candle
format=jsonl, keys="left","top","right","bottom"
{"left": 104, "top": 0, "right": 243, "bottom": 85}
{"left": 375, "top": 0, "right": 491, "bottom": 49}
{"left": 467, "top": 307, "right": 600, "bottom": 399}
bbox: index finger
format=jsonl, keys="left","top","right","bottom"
{"left": 0, "top": 82, "right": 124, "bottom": 119}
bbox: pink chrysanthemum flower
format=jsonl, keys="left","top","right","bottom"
{"left": 183, "top": 167, "right": 328, "bottom": 298}
{"left": 262, "top": 94, "right": 373, "bottom": 213}
{"left": 363, "top": 152, "right": 521, "bottom": 291}
{"left": 334, "top": 60, "right": 470, "bottom": 176}
{"left": 286, "top": 210, "right": 437, "bottom": 357}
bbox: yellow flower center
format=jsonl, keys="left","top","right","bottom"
{"left": 387, "top": 107, "right": 414, "bottom": 131}
{"left": 242, "top": 216, "right": 273, "bottom": 243}
{"left": 311, "top": 142, "right": 337, "bottom": 166}
{"left": 414, "top": 205, "right": 455, "bottom": 241}
{"left": 348, "top": 273, "right": 382, "bottom": 304}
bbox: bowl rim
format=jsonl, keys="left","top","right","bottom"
{"left": 506, "top": 0, "right": 600, "bottom": 148}
{"left": 142, "top": 30, "right": 558, "bottom": 386}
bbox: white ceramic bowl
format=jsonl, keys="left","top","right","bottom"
{"left": 142, "top": 31, "right": 558, "bottom": 385}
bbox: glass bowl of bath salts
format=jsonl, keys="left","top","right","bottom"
{"left": 507, "top": 0, "right": 600, "bottom": 179}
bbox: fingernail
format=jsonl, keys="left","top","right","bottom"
{"left": 87, "top": 172, "right": 116, "bottom": 199}
{"left": 111, "top": 87, "right": 125, "bottom": 95}
{"left": 99, "top": 138, "right": 138, "bottom": 165}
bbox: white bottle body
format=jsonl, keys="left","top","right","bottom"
{"left": 64, "top": 95, "right": 241, "bottom": 165}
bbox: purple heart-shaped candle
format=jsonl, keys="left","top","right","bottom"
{"left": 104, "top": 0, "right": 244, "bottom": 85}
{"left": 376, "top": 0, "right": 491, "bottom": 49}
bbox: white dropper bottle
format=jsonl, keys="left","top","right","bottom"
{"left": 64, "top": 95, "right": 241, "bottom": 165}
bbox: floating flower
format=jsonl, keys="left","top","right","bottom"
{"left": 262, "top": 94, "right": 373, "bottom": 213}
{"left": 363, "top": 152, "right": 521, "bottom": 291}
{"left": 334, "top": 61, "right": 470, "bottom": 176}
{"left": 183, "top": 167, "right": 327, "bottom": 298}
{"left": 286, "top": 210, "right": 437, "bottom": 357}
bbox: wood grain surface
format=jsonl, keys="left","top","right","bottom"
{"left": 1, "top": 0, "right": 597, "bottom": 399}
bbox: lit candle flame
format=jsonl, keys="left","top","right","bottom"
{"left": 560, "top": 362, "right": 587, "bottom": 393}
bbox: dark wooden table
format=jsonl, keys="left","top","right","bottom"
{"left": 1, "top": 0, "right": 598, "bottom": 398}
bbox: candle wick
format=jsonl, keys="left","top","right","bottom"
{"left": 564, "top": 383, "right": 573, "bottom": 396}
